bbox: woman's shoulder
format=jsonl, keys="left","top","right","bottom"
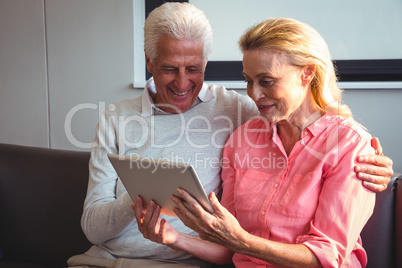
{"left": 325, "top": 115, "right": 372, "bottom": 141}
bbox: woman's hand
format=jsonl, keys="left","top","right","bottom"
{"left": 171, "top": 189, "right": 248, "bottom": 251}
{"left": 132, "top": 196, "right": 180, "bottom": 245}
{"left": 132, "top": 195, "right": 235, "bottom": 264}
{"left": 355, "top": 137, "right": 394, "bottom": 192}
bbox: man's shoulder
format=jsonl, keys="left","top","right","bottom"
{"left": 202, "top": 84, "right": 258, "bottom": 123}
{"left": 107, "top": 96, "right": 142, "bottom": 116}
{"left": 209, "top": 84, "right": 245, "bottom": 99}
{"left": 208, "top": 85, "right": 255, "bottom": 108}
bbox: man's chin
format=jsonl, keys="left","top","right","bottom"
{"left": 161, "top": 104, "right": 191, "bottom": 114}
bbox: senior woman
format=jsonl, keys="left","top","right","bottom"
{"left": 134, "top": 18, "right": 379, "bottom": 267}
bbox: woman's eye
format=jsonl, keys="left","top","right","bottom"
{"left": 261, "top": 80, "right": 273, "bottom": 86}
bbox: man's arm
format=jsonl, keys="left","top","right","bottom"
{"left": 355, "top": 137, "right": 394, "bottom": 192}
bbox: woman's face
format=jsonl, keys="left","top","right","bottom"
{"left": 242, "top": 49, "right": 309, "bottom": 124}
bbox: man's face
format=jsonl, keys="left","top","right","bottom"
{"left": 146, "top": 36, "right": 207, "bottom": 114}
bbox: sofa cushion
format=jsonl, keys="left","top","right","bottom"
{"left": 0, "top": 143, "right": 92, "bottom": 267}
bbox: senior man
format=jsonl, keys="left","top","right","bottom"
{"left": 68, "top": 3, "right": 393, "bottom": 268}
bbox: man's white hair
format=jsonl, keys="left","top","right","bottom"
{"left": 144, "top": 2, "right": 213, "bottom": 62}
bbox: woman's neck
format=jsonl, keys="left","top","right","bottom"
{"left": 277, "top": 96, "right": 322, "bottom": 156}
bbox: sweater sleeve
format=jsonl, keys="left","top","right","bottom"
{"left": 81, "top": 109, "right": 135, "bottom": 245}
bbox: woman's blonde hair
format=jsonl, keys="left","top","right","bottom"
{"left": 239, "top": 18, "right": 352, "bottom": 118}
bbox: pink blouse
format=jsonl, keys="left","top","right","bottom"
{"left": 221, "top": 114, "right": 375, "bottom": 267}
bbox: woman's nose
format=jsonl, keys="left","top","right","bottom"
{"left": 248, "top": 85, "right": 265, "bottom": 102}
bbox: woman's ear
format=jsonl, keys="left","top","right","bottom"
{"left": 302, "top": 64, "right": 316, "bottom": 86}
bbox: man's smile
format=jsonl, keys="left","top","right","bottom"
{"left": 170, "top": 88, "right": 190, "bottom": 96}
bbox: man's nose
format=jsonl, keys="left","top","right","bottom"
{"left": 175, "top": 70, "right": 190, "bottom": 90}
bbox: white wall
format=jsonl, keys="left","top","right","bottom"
{"left": 44, "top": 0, "right": 138, "bottom": 150}
{"left": 0, "top": 0, "right": 140, "bottom": 151}
{"left": 0, "top": 0, "right": 401, "bottom": 172}
{"left": 0, "top": 0, "right": 49, "bottom": 148}
{"left": 191, "top": 0, "right": 402, "bottom": 61}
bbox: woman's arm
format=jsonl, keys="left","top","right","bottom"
{"left": 172, "top": 190, "right": 322, "bottom": 268}
{"left": 132, "top": 196, "right": 234, "bottom": 265}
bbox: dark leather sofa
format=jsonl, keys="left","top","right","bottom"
{"left": 0, "top": 143, "right": 401, "bottom": 268}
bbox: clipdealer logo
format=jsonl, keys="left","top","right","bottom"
{"left": 64, "top": 101, "right": 261, "bottom": 150}
{"left": 64, "top": 101, "right": 342, "bottom": 167}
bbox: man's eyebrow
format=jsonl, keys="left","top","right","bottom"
{"left": 161, "top": 64, "right": 177, "bottom": 69}
{"left": 160, "top": 63, "right": 203, "bottom": 69}
{"left": 187, "top": 64, "right": 203, "bottom": 69}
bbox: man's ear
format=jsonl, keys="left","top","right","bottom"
{"left": 145, "top": 53, "right": 152, "bottom": 73}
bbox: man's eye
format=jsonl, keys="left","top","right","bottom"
{"left": 163, "top": 68, "right": 177, "bottom": 73}
{"left": 187, "top": 68, "right": 201, "bottom": 73}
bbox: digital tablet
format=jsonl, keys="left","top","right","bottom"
{"left": 107, "top": 154, "right": 214, "bottom": 217}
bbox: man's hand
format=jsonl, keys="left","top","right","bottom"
{"left": 132, "top": 196, "right": 180, "bottom": 245}
{"left": 355, "top": 137, "right": 394, "bottom": 192}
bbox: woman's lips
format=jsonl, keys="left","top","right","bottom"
{"left": 258, "top": 104, "right": 274, "bottom": 111}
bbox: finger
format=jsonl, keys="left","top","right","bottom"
{"left": 176, "top": 189, "right": 205, "bottom": 215}
{"left": 208, "top": 192, "right": 225, "bottom": 216}
{"left": 371, "top": 137, "right": 383, "bottom": 155}
{"left": 171, "top": 194, "right": 196, "bottom": 218}
{"left": 355, "top": 164, "right": 381, "bottom": 176}
{"left": 355, "top": 164, "right": 394, "bottom": 178}
{"left": 171, "top": 195, "right": 199, "bottom": 227}
{"left": 362, "top": 181, "right": 388, "bottom": 193}
{"left": 173, "top": 206, "right": 184, "bottom": 220}
{"left": 357, "top": 154, "right": 393, "bottom": 168}
{"left": 356, "top": 171, "right": 389, "bottom": 185}
{"left": 134, "top": 196, "right": 144, "bottom": 221}
{"left": 158, "top": 218, "right": 167, "bottom": 242}
{"left": 148, "top": 204, "right": 161, "bottom": 233}
{"left": 143, "top": 200, "right": 157, "bottom": 225}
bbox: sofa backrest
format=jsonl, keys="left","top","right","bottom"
{"left": 0, "top": 143, "right": 92, "bottom": 267}
{"left": 0, "top": 143, "right": 400, "bottom": 267}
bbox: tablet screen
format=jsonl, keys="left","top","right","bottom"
{"left": 108, "top": 154, "right": 214, "bottom": 217}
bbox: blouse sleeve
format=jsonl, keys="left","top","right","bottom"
{"left": 220, "top": 130, "right": 239, "bottom": 217}
{"left": 297, "top": 125, "right": 376, "bottom": 267}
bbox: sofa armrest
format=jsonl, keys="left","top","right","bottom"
{"left": 360, "top": 174, "right": 399, "bottom": 268}
{"left": 0, "top": 143, "right": 92, "bottom": 267}
{"left": 395, "top": 176, "right": 402, "bottom": 268}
